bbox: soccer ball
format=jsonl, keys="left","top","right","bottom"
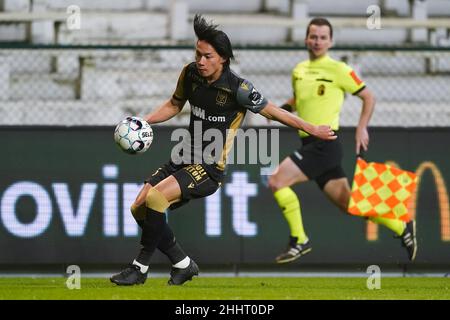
{"left": 114, "top": 117, "right": 153, "bottom": 154}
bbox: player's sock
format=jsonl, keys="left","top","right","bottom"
{"left": 132, "top": 259, "right": 149, "bottom": 273}
{"left": 274, "top": 187, "right": 307, "bottom": 244}
{"left": 135, "top": 187, "right": 172, "bottom": 265}
{"left": 173, "top": 256, "right": 191, "bottom": 269}
{"left": 158, "top": 223, "right": 188, "bottom": 266}
{"left": 132, "top": 203, "right": 188, "bottom": 264}
{"left": 136, "top": 209, "right": 167, "bottom": 265}
{"left": 369, "top": 217, "right": 405, "bottom": 236}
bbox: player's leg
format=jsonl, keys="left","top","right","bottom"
{"left": 111, "top": 175, "right": 182, "bottom": 286}
{"left": 268, "top": 157, "right": 312, "bottom": 263}
{"left": 146, "top": 174, "right": 200, "bottom": 285}
{"left": 137, "top": 175, "right": 183, "bottom": 267}
{"left": 163, "top": 164, "right": 221, "bottom": 284}
{"left": 133, "top": 179, "right": 188, "bottom": 264}
{"left": 130, "top": 183, "right": 151, "bottom": 228}
{"left": 129, "top": 165, "right": 192, "bottom": 278}
{"left": 129, "top": 163, "right": 174, "bottom": 229}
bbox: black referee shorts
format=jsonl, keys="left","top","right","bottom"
{"left": 145, "top": 161, "right": 221, "bottom": 210}
{"left": 289, "top": 135, "right": 347, "bottom": 190}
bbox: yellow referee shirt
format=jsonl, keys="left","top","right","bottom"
{"left": 292, "top": 54, "right": 366, "bottom": 137}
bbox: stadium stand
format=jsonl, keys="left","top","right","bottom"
{"left": 0, "top": 0, "right": 449, "bottom": 126}
{"left": 1, "top": 0, "right": 449, "bottom": 45}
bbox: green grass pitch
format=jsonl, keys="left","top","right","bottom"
{"left": 1, "top": 277, "right": 450, "bottom": 300}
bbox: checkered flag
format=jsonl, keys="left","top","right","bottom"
{"left": 348, "top": 157, "right": 417, "bottom": 222}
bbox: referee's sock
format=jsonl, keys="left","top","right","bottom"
{"left": 274, "top": 187, "right": 308, "bottom": 244}
{"left": 369, "top": 217, "right": 405, "bottom": 236}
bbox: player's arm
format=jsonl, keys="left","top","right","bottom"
{"left": 260, "top": 102, "right": 336, "bottom": 140}
{"left": 144, "top": 98, "right": 186, "bottom": 124}
{"left": 354, "top": 87, "right": 375, "bottom": 154}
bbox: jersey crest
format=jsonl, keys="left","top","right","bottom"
{"left": 216, "top": 90, "right": 228, "bottom": 106}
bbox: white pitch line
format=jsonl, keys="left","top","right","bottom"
{"left": 0, "top": 272, "right": 449, "bottom": 278}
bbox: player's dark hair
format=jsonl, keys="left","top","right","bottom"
{"left": 193, "top": 14, "right": 234, "bottom": 67}
{"left": 306, "top": 17, "right": 333, "bottom": 39}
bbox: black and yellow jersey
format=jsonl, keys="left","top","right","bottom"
{"left": 171, "top": 62, "right": 268, "bottom": 181}
{"left": 292, "top": 54, "right": 366, "bottom": 137}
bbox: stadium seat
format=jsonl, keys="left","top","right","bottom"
{"left": 308, "top": 0, "right": 380, "bottom": 16}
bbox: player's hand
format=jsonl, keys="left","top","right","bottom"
{"left": 312, "top": 125, "right": 337, "bottom": 140}
{"left": 356, "top": 126, "right": 369, "bottom": 154}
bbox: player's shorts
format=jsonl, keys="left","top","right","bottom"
{"left": 145, "top": 160, "right": 221, "bottom": 210}
{"left": 289, "top": 134, "right": 347, "bottom": 190}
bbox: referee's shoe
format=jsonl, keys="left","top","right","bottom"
{"left": 275, "top": 236, "right": 312, "bottom": 264}
{"left": 110, "top": 264, "right": 147, "bottom": 286}
{"left": 168, "top": 259, "right": 199, "bottom": 285}
{"left": 397, "top": 220, "right": 417, "bottom": 261}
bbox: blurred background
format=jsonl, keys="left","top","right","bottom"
{"left": 0, "top": 0, "right": 449, "bottom": 276}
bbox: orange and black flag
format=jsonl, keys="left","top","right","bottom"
{"left": 348, "top": 158, "right": 417, "bottom": 222}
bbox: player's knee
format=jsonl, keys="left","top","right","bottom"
{"left": 130, "top": 203, "right": 146, "bottom": 220}
{"left": 145, "top": 188, "right": 170, "bottom": 213}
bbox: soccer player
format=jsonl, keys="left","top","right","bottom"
{"left": 110, "top": 14, "right": 336, "bottom": 286}
{"left": 269, "top": 18, "right": 417, "bottom": 264}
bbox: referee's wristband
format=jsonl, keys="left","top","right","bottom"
{"left": 280, "top": 103, "right": 292, "bottom": 111}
